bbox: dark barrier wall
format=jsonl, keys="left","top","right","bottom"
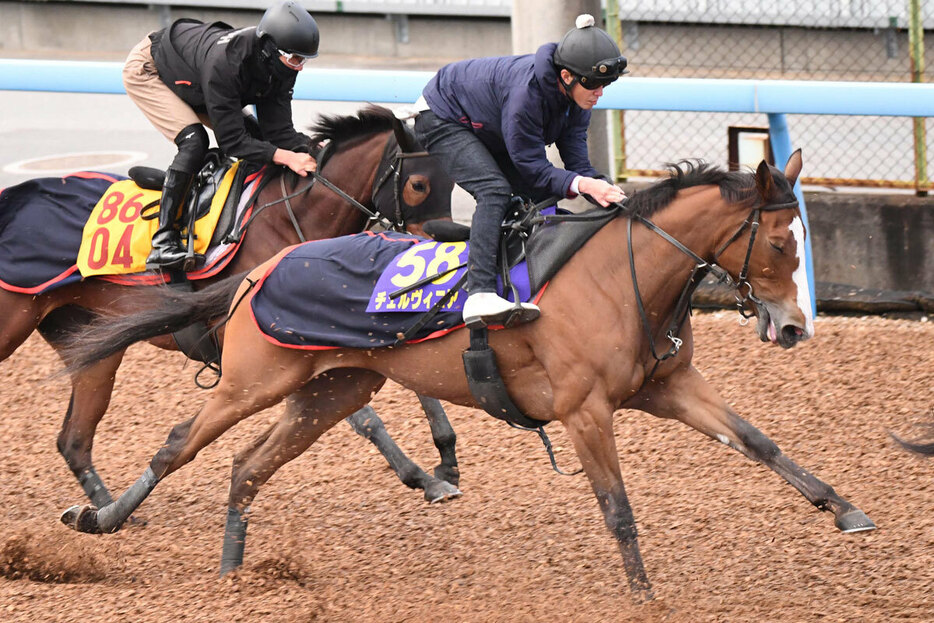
{"left": 806, "top": 192, "right": 933, "bottom": 294}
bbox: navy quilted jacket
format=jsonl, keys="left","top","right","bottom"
{"left": 421, "top": 43, "right": 600, "bottom": 199}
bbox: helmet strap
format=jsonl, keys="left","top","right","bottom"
{"left": 559, "top": 70, "right": 581, "bottom": 104}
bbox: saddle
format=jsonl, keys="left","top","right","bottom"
{"left": 136, "top": 142, "right": 337, "bottom": 367}
{"left": 129, "top": 150, "right": 260, "bottom": 249}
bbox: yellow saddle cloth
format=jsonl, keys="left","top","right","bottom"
{"left": 77, "top": 161, "right": 240, "bottom": 277}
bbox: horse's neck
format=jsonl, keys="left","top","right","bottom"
{"left": 590, "top": 186, "right": 745, "bottom": 317}
{"left": 291, "top": 133, "right": 388, "bottom": 237}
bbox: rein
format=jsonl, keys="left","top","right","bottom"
{"left": 230, "top": 140, "right": 430, "bottom": 242}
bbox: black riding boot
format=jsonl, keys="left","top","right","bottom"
{"left": 146, "top": 169, "right": 194, "bottom": 270}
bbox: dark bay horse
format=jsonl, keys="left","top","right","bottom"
{"left": 0, "top": 105, "right": 461, "bottom": 509}
{"left": 60, "top": 151, "right": 876, "bottom": 601}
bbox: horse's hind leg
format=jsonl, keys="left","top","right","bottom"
{"left": 61, "top": 321, "right": 320, "bottom": 535}
{"left": 346, "top": 403, "right": 461, "bottom": 504}
{"left": 0, "top": 292, "right": 40, "bottom": 361}
{"left": 223, "top": 369, "right": 386, "bottom": 575}
{"left": 39, "top": 306, "right": 125, "bottom": 508}
{"left": 57, "top": 354, "right": 125, "bottom": 506}
{"left": 633, "top": 365, "right": 875, "bottom": 533}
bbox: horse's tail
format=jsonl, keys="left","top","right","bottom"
{"left": 61, "top": 272, "right": 248, "bottom": 374}
{"left": 891, "top": 422, "right": 934, "bottom": 456}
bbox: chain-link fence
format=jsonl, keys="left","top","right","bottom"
{"left": 610, "top": 0, "right": 932, "bottom": 190}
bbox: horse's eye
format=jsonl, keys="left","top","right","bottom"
{"left": 769, "top": 241, "right": 785, "bottom": 253}
{"left": 411, "top": 181, "right": 427, "bottom": 193}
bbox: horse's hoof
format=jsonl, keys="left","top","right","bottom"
{"left": 835, "top": 508, "right": 876, "bottom": 533}
{"left": 630, "top": 587, "right": 655, "bottom": 604}
{"left": 60, "top": 504, "right": 103, "bottom": 534}
{"left": 433, "top": 465, "right": 460, "bottom": 487}
{"left": 424, "top": 481, "right": 463, "bottom": 504}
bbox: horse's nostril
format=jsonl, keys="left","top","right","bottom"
{"left": 782, "top": 325, "right": 804, "bottom": 343}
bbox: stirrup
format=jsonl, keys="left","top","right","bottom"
{"left": 145, "top": 247, "right": 188, "bottom": 271}
{"left": 463, "top": 300, "right": 540, "bottom": 329}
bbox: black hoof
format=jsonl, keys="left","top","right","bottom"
{"left": 433, "top": 465, "right": 460, "bottom": 487}
{"left": 835, "top": 508, "right": 876, "bottom": 533}
{"left": 60, "top": 504, "right": 103, "bottom": 534}
{"left": 424, "top": 480, "right": 463, "bottom": 504}
{"left": 630, "top": 586, "right": 655, "bottom": 604}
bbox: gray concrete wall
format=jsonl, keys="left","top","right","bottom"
{"left": 0, "top": 2, "right": 511, "bottom": 64}
{"left": 806, "top": 192, "right": 934, "bottom": 293}
{"left": 2, "top": 1, "right": 930, "bottom": 78}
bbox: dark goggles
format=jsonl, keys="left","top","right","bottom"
{"left": 578, "top": 56, "right": 629, "bottom": 89}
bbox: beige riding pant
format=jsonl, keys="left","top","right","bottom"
{"left": 123, "top": 35, "right": 211, "bottom": 142}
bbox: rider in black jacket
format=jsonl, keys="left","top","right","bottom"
{"left": 123, "top": 0, "right": 320, "bottom": 269}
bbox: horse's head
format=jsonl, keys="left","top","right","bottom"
{"left": 718, "top": 149, "right": 813, "bottom": 348}
{"left": 371, "top": 116, "right": 454, "bottom": 238}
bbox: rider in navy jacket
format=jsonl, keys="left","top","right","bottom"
{"left": 414, "top": 14, "right": 629, "bottom": 328}
{"left": 422, "top": 42, "right": 599, "bottom": 202}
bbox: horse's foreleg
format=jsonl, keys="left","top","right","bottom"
{"left": 223, "top": 371, "right": 386, "bottom": 575}
{"left": 633, "top": 365, "right": 875, "bottom": 533}
{"left": 416, "top": 394, "right": 460, "bottom": 487}
{"left": 346, "top": 404, "right": 461, "bottom": 503}
{"left": 563, "top": 406, "right": 654, "bottom": 603}
{"left": 56, "top": 352, "right": 125, "bottom": 508}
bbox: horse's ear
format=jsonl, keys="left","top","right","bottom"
{"left": 392, "top": 116, "right": 419, "bottom": 153}
{"left": 783, "top": 149, "right": 803, "bottom": 188}
{"left": 754, "top": 159, "right": 774, "bottom": 200}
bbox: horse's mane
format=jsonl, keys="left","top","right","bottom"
{"left": 626, "top": 160, "right": 758, "bottom": 218}
{"left": 309, "top": 105, "right": 396, "bottom": 147}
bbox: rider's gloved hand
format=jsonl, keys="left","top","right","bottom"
{"left": 578, "top": 176, "right": 626, "bottom": 207}
{"left": 274, "top": 148, "right": 318, "bottom": 176}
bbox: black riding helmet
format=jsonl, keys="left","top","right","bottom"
{"left": 553, "top": 14, "right": 628, "bottom": 90}
{"left": 256, "top": 0, "right": 320, "bottom": 58}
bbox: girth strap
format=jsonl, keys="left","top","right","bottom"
{"left": 462, "top": 328, "right": 581, "bottom": 476}
{"left": 462, "top": 328, "right": 547, "bottom": 429}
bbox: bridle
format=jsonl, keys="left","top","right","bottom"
{"left": 621, "top": 193, "right": 800, "bottom": 381}
{"left": 711, "top": 199, "right": 801, "bottom": 318}
{"left": 370, "top": 143, "right": 433, "bottom": 231}
{"left": 232, "top": 133, "right": 431, "bottom": 242}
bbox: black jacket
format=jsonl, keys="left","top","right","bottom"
{"left": 151, "top": 19, "right": 311, "bottom": 163}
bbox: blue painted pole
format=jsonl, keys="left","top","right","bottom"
{"left": 3, "top": 60, "right": 934, "bottom": 116}
{"left": 767, "top": 113, "right": 817, "bottom": 316}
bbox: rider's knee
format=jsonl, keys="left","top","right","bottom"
{"left": 170, "top": 123, "right": 209, "bottom": 174}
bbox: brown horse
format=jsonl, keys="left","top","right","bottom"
{"left": 0, "top": 105, "right": 462, "bottom": 509}
{"left": 60, "top": 151, "right": 876, "bottom": 601}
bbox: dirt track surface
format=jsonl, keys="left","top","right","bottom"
{"left": 0, "top": 313, "right": 931, "bottom": 622}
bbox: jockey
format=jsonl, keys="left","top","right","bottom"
{"left": 413, "top": 14, "right": 629, "bottom": 328}
{"left": 123, "top": 0, "right": 320, "bottom": 270}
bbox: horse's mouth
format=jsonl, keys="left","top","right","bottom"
{"left": 755, "top": 305, "right": 809, "bottom": 349}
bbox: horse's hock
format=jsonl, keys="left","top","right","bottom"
{"left": 688, "top": 190, "right": 934, "bottom": 314}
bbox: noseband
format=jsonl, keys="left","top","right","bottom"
{"left": 712, "top": 198, "right": 801, "bottom": 319}
{"left": 624, "top": 195, "right": 800, "bottom": 381}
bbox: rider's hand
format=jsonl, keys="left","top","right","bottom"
{"left": 578, "top": 177, "right": 626, "bottom": 207}
{"left": 274, "top": 149, "right": 318, "bottom": 177}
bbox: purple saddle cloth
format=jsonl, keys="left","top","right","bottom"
{"left": 250, "top": 230, "right": 537, "bottom": 349}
